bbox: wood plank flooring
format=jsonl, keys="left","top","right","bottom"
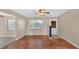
{"left": 2, "top": 35, "right": 77, "bottom": 49}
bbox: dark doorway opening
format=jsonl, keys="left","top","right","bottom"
{"left": 51, "top": 21, "right": 56, "bottom": 28}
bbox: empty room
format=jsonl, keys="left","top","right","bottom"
{"left": 0, "top": 9, "right": 79, "bottom": 49}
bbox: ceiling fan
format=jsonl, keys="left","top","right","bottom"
{"left": 0, "top": 15, "right": 4, "bottom": 17}
{"left": 34, "top": 9, "right": 50, "bottom": 16}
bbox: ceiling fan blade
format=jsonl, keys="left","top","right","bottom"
{"left": 0, "top": 15, "right": 4, "bottom": 17}
{"left": 40, "top": 12, "right": 50, "bottom": 14}
{"left": 44, "top": 12, "right": 50, "bottom": 14}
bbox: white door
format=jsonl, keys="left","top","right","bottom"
{"left": 52, "top": 28, "right": 57, "bottom": 35}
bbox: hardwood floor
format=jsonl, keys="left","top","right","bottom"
{"left": 2, "top": 35, "right": 77, "bottom": 49}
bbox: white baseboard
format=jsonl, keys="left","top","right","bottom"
{"left": 59, "top": 36, "right": 79, "bottom": 48}
{"left": 49, "top": 37, "right": 52, "bottom": 39}
{"left": 16, "top": 34, "right": 26, "bottom": 40}
{"left": 26, "top": 34, "right": 48, "bottom": 35}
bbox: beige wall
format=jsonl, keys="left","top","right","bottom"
{"left": 26, "top": 18, "right": 57, "bottom": 35}
{"left": 0, "top": 16, "right": 16, "bottom": 37}
{"left": 26, "top": 19, "right": 49, "bottom": 35}
{"left": 0, "top": 17, "right": 26, "bottom": 48}
{"left": 0, "top": 10, "right": 26, "bottom": 48}
{"left": 0, "top": 9, "right": 26, "bottom": 38}
{"left": 58, "top": 10, "right": 79, "bottom": 47}
{"left": 16, "top": 18, "right": 26, "bottom": 39}
{"left": 0, "top": 16, "right": 17, "bottom": 48}
{"left": 0, "top": 16, "right": 26, "bottom": 38}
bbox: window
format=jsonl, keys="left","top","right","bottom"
{"left": 7, "top": 18, "right": 14, "bottom": 31}
{"left": 29, "top": 20, "right": 43, "bottom": 29}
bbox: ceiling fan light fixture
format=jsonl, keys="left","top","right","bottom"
{"left": 39, "top": 12, "right": 45, "bottom": 16}
{"left": 38, "top": 9, "right": 47, "bottom": 16}
{"left": 39, "top": 9, "right": 46, "bottom": 12}
{"left": 34, "top": 9, "right": 50, "bottom": 16}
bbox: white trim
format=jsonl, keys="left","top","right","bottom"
{"left": 49, "top": 37, "right": 52, "bottom": 39}
{"left": 16, "top": 34, "right": 26, "bottom": 40}
{"left": 26, "top": 34, "right": 48, "bottom": 35}
{"left": 59, "top": 36, "right": 79, "bottom": 48}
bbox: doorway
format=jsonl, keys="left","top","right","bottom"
{"left": 50, "top": 20, "right": 57, "bottom": 35}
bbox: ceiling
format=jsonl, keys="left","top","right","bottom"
{"left": 0, "top": 12, "right": 13, "bottom": 16}
{"left": 12, "top": 9, "right": 69, "bottom": 18}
